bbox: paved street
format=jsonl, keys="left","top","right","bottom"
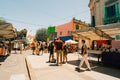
{"left": 0, "top": 50, "right": 30, "bottom": 80}
{"left": 0, "top": 50, "right": 120, "bottom": 80}
{"left": 26, "top": 51, "right": 120, "bottom": 80}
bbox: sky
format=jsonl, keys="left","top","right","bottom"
{"left": 0, "top": 0, "right": 90, "bottom": 35}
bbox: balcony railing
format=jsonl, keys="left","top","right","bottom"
{"left": 103, "top": 15, "right": 120, "bottom": 25}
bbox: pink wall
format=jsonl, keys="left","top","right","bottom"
{"left": 112, "top": 40, "right": 120, "bottom": 49}
{"left": 56, "top": 21, "right": 73, "bottom": 37}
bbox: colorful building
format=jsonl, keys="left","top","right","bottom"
{"left": 88, "top": 0, "right": 120, "bottom": 39}
{"left": 88, "top": 0, "right": 120, "bottom": 26}
{"left": 55, "top": 18, "right": 89, "bottom": 41}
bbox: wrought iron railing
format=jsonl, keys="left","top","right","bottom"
{"left": 103, "top": 15, "right": 120, "bottom": 24}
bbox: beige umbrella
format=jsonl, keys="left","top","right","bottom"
{"left": 0, "top": 23, "right": 17, "bottom": 39}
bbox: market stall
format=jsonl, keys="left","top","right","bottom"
{"left": 0, "top": 23, "right": 17, "bottom": 56}
{"left": 65, "top": 39, "right": 78, "bottom": 52}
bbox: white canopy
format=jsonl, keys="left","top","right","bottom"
{"left": 65, "top": 39, "right": 78, "bottom": 44}
{"left": 0, "top": 23, "right": 17, "bottom": 39}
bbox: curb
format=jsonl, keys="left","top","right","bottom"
{"left": 25, "top": 57, "right": 31, "bottom": 80}
{"left": 25, "top": 57, "right": 37, "bottom": 80}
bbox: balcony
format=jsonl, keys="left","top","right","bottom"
{"left": 103, "top": 15, "right": 120, "bottom": 25}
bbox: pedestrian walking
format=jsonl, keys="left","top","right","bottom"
{"left": 40, "top": 42, "right": 44, "bottom": 55}
{"left": 75, "top": 40, "right": 91, "bottom": 72}
{"left": 8, "top": 41, "right": 12, "bottom": 55}
{"left": 31, "top": 40, "right": 37, "bottom": 55}
{"left": 3, "top": 41, "right": 8, "bottom": 55}
{"left": 14, "top": 41, "right": 19, "bottom": 54}
{"left": 54, "top": 38, "right": 63, "bottom": 66}
{"left": 63, "top": 41, "right": 68, "bottom": 64}
{"left": 36, "top": 42, "right": 41, "bottom": 55}
{"left": 44, "top": 42, "right": 48, "bottom": 53}
{"left": 47, "top": 42, "right": 55, "bottom": 62}
{"left": 19, "top": 42, "right": 23, "bottom": 54}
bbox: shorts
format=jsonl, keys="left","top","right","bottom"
{"left": 40, "top": 48, "right": 43, "bottom": 51}
{"left": 32, "top": 47, "right": 36, "bottom": 50}
{"left": 14, "top": 48, "right": 19, "bottom": 50}
{"left": 50, "top": 50, "right": 54, "bottom": 54}
{"left": 63, "top": 51, "right": 67, "bottom": 54}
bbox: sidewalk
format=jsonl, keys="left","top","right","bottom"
{"left": 26, "top": 52, "right": 120, "bottom": 80}
{"left": 0, "top": 50, "right": 30, "bottom": 80}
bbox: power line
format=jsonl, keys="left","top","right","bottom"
{"left": 49, "top": 9, "right": 90, "bottom": 25}
{"left": 4, "top": 18, "right": 47, "bottom": 27}
{"left": 0, "top": 9, "right": 90, "bottom": 28}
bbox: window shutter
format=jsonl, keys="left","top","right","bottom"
{"left": 104, "top": 7, "right": 107, "bottom": 18}
{"left": 115, "top": 3, "right": 119, "bottom": 17}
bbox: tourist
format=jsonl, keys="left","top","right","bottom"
{"left": 75, "top": 40, "right": 91, "bottom": 72}
{"left": 31, "top": 40, "right": 37, "bottom": 55}
{"left": 54, "top": 38, "right": 63, "bottom": 66}
{"left": 44, "top": 42, "right": 48, "bottom": 53}
{"left": 48, "top": 42, "right": 55, "bottom": 62}
{"left": 40, "top": 42, "right": 44, "bottom": 55}
{"left": 3, "top": 41, "right": 8, "bottom": 55}
{"left": 14, "top": 41, "right": 19, "bottom": 54}
{"left": 36, "top": 42, "right": 40, "bottom": 55}
{"left": 63, "top": 41, "right": 68, "bottom": 64}
{"left": 19, "top": 42, "right": 23, "bottom": 54}
{"left": 8, "top": 41, "right": 12, "bottom": 55}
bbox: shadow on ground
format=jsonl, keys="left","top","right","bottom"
{"left": 68, "top": 59, "right": 120, "bottom": 79}
{"left": 0, "top": 55, "right": 9, "bottom": 63}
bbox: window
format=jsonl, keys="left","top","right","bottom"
{"left": 106, "top": 5, "right": 116, "bottom": 18}
{"left": 104, "top": 3, "right": 119, "bottom": 18}
{"left": 91, "top": 16, "right": 95, "bottom": 27}
{"left": 68, "top": 31, "right": 71, "bottom": 35}
{"left": 60, "top": 32, "right": 62, "bottom": 35}
{"left": 76, "top": 25, "right": 79, "bottom": 30}
{"left": 103, "top": 3, "right": 119, "bottom": 24}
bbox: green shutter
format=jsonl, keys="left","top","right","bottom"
{"left": 115, "top": 3, "right": 119, "bottom": 17}
{"left": 104, "top": 7, "right": 107, "bottom": 18}
{"left": 116, "top": 34, "right": 120, "bottom": 40}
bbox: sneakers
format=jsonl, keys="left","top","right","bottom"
{"left": 75, "top": 67, "right": 91, "bottom": 72}
{"left": 75, "top": 67, "right": 80, "bottom": 72}
{"left": 86, "top": 68, "right": 92, "bottom": 71}
{"left": 62, "top": 62, "right": 66, "bottom": 64}
{"left": 46, "top": 61, "right": 50, "bottom": 63}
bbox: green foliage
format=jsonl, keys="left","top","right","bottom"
{"left": 17, "top": 28, "right": 27, "bottom": 39}
{"left": 0, "top": 18, "right": 6, "bottom": 25}
{"left": 36, "top": 28, "right": 47, "bottom": 41}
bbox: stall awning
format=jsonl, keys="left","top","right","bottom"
{"left": 72, "top": 27, "right": 113, "bottom": 40}
{"left": 0, "top": 23, "right": 17, "bottom": 39}
{"left": 97, "top": 23, "right": 120, "bottom": 39}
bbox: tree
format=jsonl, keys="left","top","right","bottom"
{"left": 17, "top": 28, "right": 27, "bottom": 39}
{"left": 0, "top": 17, "right": 6, "bottom": 25}
{"left": 36, "top": 28, "right": 47, "bottom": 41}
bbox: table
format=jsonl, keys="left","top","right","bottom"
{"left": 88, "top": 50, "right": 102, "bottom": 62}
